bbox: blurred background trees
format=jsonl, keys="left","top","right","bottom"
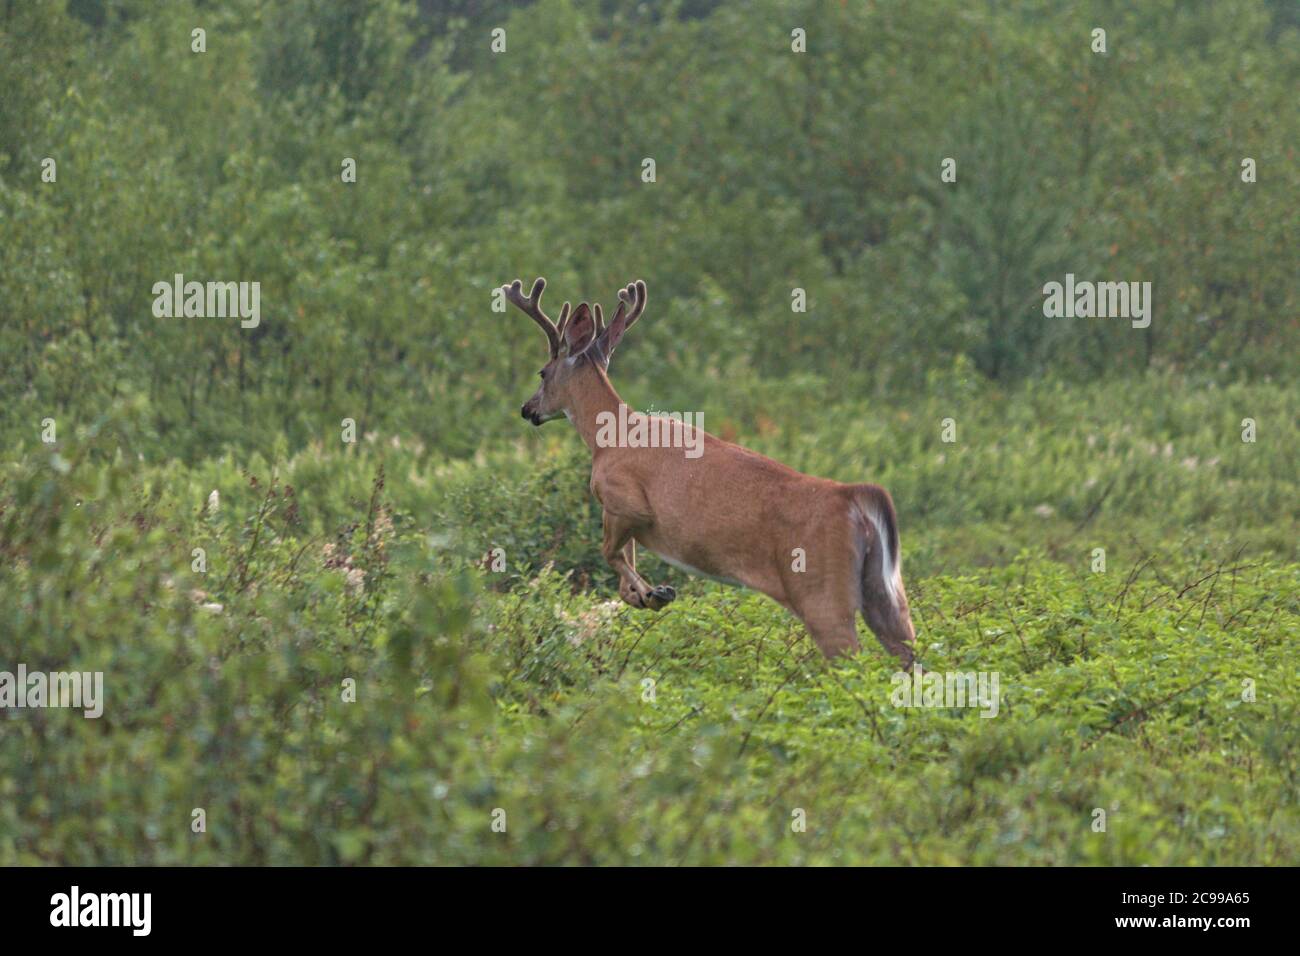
{"left": 1, "top": 0, "right": 1295, "bottom": 463}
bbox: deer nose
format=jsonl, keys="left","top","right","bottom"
{"left": 520, "top": 404, "right": 530, "bottom": 420}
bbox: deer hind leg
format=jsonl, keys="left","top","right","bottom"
{"left": 793, "top": 598, "right": 862, "bottom": 659}
{"left": 602, "top": 512, "right": 675, "bottom": 611}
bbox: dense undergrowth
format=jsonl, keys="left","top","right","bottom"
{"left": 2, "top": 375, "right": 1295, "bottom": 864}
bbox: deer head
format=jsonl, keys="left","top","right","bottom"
{"left": 504, "top": 277, "right": 647, "bottom": 425}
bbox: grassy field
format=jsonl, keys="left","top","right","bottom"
{"left": 3, "top": 374, "right": 1295, "bottom": 865}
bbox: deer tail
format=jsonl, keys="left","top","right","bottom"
{"left": 852, "top": 485, "right": 916, "bottom": 666}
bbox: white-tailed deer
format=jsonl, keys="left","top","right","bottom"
{"left": 505, "top": 276, "right": 916, "bottom": 667}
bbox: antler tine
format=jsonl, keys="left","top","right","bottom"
{"left": 556, "top": 301, "right": 572, "bottom": 341}
{"left": 503, "top": 276, "right": 560, "bottom": 357}
{"left": 600, "top": 278, "right": 648, "bottom": 339}
{"left": 617, "top": 279, "right": 647, "bottom": 328}
{"left": 592, "top": 303, "right": 605, "bottom": 336}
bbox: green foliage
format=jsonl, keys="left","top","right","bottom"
{"left": 2, "top": 374, "right": 1296, "bottom": 864}
{"left": 2, "top": 0, "right": 1296, "bottom": 458}
{"left": 0, "top": 0, "right": 1295, "bottom": 865}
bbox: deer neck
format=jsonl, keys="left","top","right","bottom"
{"left": 566, "top": 362, "right": 625, "bottom": 455}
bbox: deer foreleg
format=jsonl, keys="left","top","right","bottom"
{"left": 602, "top": 512, "right": 675, "bottom": 610}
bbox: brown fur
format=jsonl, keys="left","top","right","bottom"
{"left": 507, "top": 277, "right": 916, "bottom": 665}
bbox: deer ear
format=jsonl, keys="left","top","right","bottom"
{"left": 564, "top": 303, "right": 595, "bottom": 353}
